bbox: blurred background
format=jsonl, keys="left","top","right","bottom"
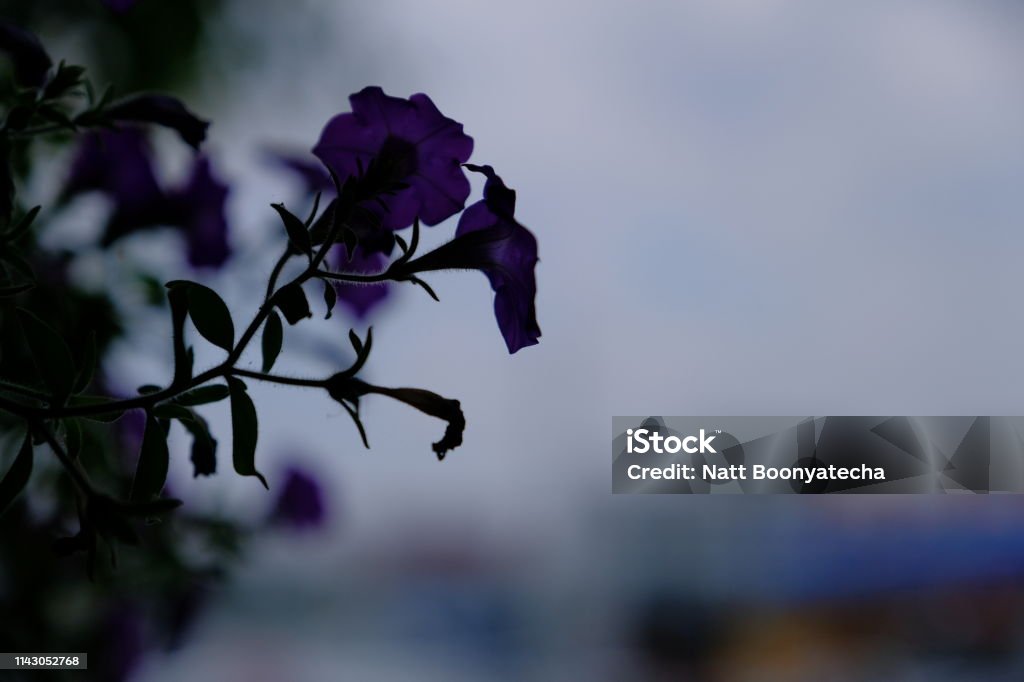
{"left": 4, "top": 0, "right": 1024, "bottom": 679}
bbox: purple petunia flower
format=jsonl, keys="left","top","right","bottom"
{"left": 394, "top": 165, "right": 541, "bottom": 353}
{"left": 65, "top": 128, "right": 164, "bottom": 220}
{"left": 331, "top": 245, "right": 390, "bottom": 318}
{"left": 168, "top": 157, "right": 231, "bottom": 268}
{"left": 270, "top": 466, "right": 326, "bottom": 530}
{"left": 64, "top": 129, "right": 231, "bottom": 268}
{"left": 312, "top": 86, "right": 473, "bottom": 230}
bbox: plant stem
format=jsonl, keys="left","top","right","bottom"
{"left": 231, "top": 368, "right": 325, "bottom": 388}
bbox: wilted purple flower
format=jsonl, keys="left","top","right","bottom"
{"left": 64, "top": 129, "right": 231, "bottom": 268}
{"left": 313, "top": 86, "right": 473, "bottom": 230}
{"left": 0, "top": 20, "right": 51, "bottom": 87}
{"left": 106, "top": 94, "right": 210, "bottom": 149}
{"left": 270, "top": 467, "right": 326, "bottom": 530}
{"left": 394, "top": 165, "right": 540, "bottom": 353}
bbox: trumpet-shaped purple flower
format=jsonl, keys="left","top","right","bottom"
{"left": 395, "top": 165, "right": 540, "bottom": 353}
{"left": 312, "top": 86, "right": 473, "bottom": 230}
{"left": 270, "top": 466, "right": 326, "bottom": 530}
{"left": 64, "top": 129, "right": 231, "bottom": 268}
{"left": 105, "top": 94, "right": 210, "bottom": 150}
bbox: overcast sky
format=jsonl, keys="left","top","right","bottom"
{"left": 98, "top": 0, "right": 1024, "bottom": 552}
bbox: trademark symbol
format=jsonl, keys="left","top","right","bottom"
{"left": 715, "top": 430, "right": 722, "bottom": 434}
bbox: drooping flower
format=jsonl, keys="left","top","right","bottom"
{"left": 312, "top": 86, "right": 473, "bottom": 230}
{"left": 64, "top": 129, "right": 231, "bottom": 268}
{"left": 394, "top": 165, "right": 540, "bottom": 353}
{"left": 269, "top": 466, "right": 326, "bottom": 530}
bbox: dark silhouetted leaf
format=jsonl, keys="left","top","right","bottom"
{"left": 272, "top": 203, "right": 312, "bottom": 257}
{"left": 130, "top": 412, "right": 169, "bottom": 502}
{"left": 275, "top": 282, "right": 311, "bottom": 325}
{"left": 348, "top": 329, "right": 363, "bottom": 355}
{"left": 137, "top": 384, "right": 161, "bottom": 395}
{"left": 0, "top": 430, "right": 32, "bottom": 516}
{"left": 174, "top": 384, "right": 230, "bottom": 407}
{"left": 261, "top": 310, "right": 283, "bottom": 372}
{"left": 322, "top": 280, "right": 336, "bottom": 319}
{"left": 170, "top": 281, "right": 235, "bottom": 352}
{"left": 42, "top": 61, "right": 85, "bottom": 100}
{"left": 17, "top": 308, "right": 75, "bottom": 404}
{"left": 227, "top": 377, "right": 267, "bottom": 489}
{"left": 151, "top": 403, "right": 192, "bottom": 421}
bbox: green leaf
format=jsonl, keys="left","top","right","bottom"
{"left": 261, "top": 310, "right": 283, "bottom": 373}
{"left": 170, "top": 281, "right": 235, "bottom": 352}
{"left": 130, "top": 412, "right": 169, "bottom": 502}
{"left": 174, "top": 384, "right": 230, "bottom": 407}
{"left": 151, "top": 403, "right": 192, "bottom": 421}
{"left": 0, "top": 430, "right": 32, "bottom": 517}
{"left": 227, "top": 377, "right": 267, "bottom": 489}
{"left": 275, "top": 282, "right": 311, "bottom": 325}
{"left": 271, "top": 203, "right": 312, "bottom": 257}
{"left": 17, "top": 309, "right": 76, "bottom": 404}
